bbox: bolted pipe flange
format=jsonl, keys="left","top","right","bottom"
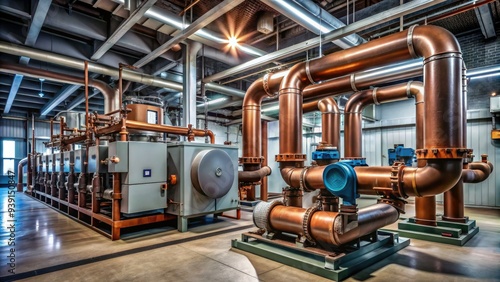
{"left": 302, "top": 204, "right": 320, "bottom": 245}
{"left": 275, "top": 153, "right": 307, "bottom": 162}
{"left": 253, "top": 199, "right": 284, "bottom": 232}
{"left": 415, "top": 148, "right": 468, "bottom": 160}
{"left": 239, "top": 156, "right": 264, "bottom": 164}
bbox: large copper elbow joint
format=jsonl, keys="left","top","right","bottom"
{"left": 400, "top": 159, "right": 463, "bottom": 197}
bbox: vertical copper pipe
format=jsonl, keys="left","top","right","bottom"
{"left": 411, "top": 82, "right": 437, "bottom": 226}
{"left": 302, "top": 98, "right": 340, "bottom": 153}
{"left": 443, "top": 62, "right": 469, "bottom": 223}
{"left": 113, "top": 173, "right": 120, "bottom": 221}
{"left": 84, "top": 61, "right": 89, "bottom": 133}
{"left": 118, "top": 65, "right": 123, "bottom": 115}
{"left": 261, "top": 120, "right": 269, "bottom": 201}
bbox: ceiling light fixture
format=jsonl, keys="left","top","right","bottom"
{"left": 228, "top": 36, "right": 238, "bottom": 47}
{"left": 38, "top": 78, "right": 45, "bottom": 97}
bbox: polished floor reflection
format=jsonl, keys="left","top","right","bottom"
{"left": 1, "top": 189, "right": 499, "bottom": 281}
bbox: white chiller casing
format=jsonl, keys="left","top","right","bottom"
{"left": 166, "top": 142, "right": 239, "bottom": 232}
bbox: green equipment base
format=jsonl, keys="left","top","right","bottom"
{"left": 231, "top": 230, "right": 410, "bottom": 281}
{"left": 395, "top": 218, "right": 479, "bottom": 246}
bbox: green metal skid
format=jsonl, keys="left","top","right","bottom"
{"left": 231, "top": 230, "right": 410, "bottom": 281}
{"left": 394, "top": 218, "right": 479, "bottom": 246}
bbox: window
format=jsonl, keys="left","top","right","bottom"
{"left": 2, "top": 140, "right": 15, "bottom": 175}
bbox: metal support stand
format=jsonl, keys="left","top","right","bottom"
{"left": 395, "top": 217, "right": 479, "bottom": 246}
{"left": 232, "top": 230, "right": 410, "bottom": 281}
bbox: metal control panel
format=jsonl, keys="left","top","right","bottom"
{"left": 88, "top": 145, "right": 108, "bottom": 173}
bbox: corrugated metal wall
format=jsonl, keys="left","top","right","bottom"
{"left": 0, "top": 119, "right": 26, "bottom": 138}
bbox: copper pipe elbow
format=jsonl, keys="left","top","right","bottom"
{"left": 402, "top": 160, "right": 463, "bottom": 197}
{"left": 239, "top": 166, "right": 272, "bottom": 183}
{"left": 462, "top": 161, "right": 493, "bottom": 183}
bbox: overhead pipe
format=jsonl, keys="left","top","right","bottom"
{"left": 0, "top": 61, "right": 117, "bottom": 113}
{"left": 277, "top": 25, "right": 465, "bottom": 198}
{"left": 261, "top": 0, "right": 365, "bottom": 49}
{"left": 0, "top": 41, "right": 182, "bottom": 91}
{"left": 123, "top": 120, "right": 215, "bottom": 144}
{"left": 16, "top": 157, "right": 28, "bottom": 192}
{"left": 255, "top": 201, "right": 399, "bottom": 246}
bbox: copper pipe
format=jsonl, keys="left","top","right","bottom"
{"left": 0, "top": 61, "right": 115, "bottom": 113}
{"left": 443, "top": 180, "right": 466, "bottom": 222}
{"left": 428, "top": 0, "right": 497, "bottom": 23}
{"left": 269, "top": 205, "right": 307, "bottom": 235}
{"left": 85, "top": 61, "right": 89, "bottom": 136}
{"left": 303, "top": 98, "right": 341, "bottom": 150}
{"left": 179, "top": 0, "right": 201, "bottom": 16}
{"left": 410, "top": 81, "right": 437, "bottom": 226}
{"left": 344, "top": 83, "right": 412, "bottom": 157}
{"left": 355, "top": 159, "right": 463, "bottom": 197}
{"left": 462, "top": 162, "right": 494, "bottom": 183}
{"left": 16, "top": 157, "right": 28, "bottom": 192}
{"left": 124, "top": 120, "right": 215, "bottom": 144}
{"left": 261, "top": 120, "right": 269, "bottom": 201}
{"left": 443, "top": 61, "right": 469, "bottom": 223}
{"left": 267, "top": 203, "right": 399, "bottom": 246}
{"left": 280, "top": 165, "right": 326, "bottom": 190}
{"left": 242, "top": 71, "right": 286, "bottom": 163}
{"left": 240, "top": 71, "right": 286, "bottom": 187}
{"left": 238, "top": 166, "right": 272, "bottom": 183}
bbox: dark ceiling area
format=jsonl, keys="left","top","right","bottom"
{"left": 0, "top": 0, "right": 498, "bottom": 122}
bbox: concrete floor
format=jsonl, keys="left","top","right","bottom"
{"left": 1, "top": 189, "right": 499, "bottom": 282}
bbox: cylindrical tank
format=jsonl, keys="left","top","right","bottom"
{"left": 126, "top": 103, "right": 164, "bottom": 141}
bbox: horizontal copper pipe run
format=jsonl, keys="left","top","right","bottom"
{"left": 280, "top": 165, "right": 327, "bottom": 191}
{"left": 462, "top": 162, "right": 494, "bottom": 183}
{"left": 355, "top": 159, "right": 463, "bottom": 197}
{"left": 238, "top": 166, "right": 272, "bottom": 183}
{"left": 124, "top": 120, "right": 215, "bottom": 143}
{"left": 0, "top": 61, "right": 116, "bottom": 113}
{"left": 267, "top": 203, "right": 399, "bottom": 246}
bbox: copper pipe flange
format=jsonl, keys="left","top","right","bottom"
{"left": 275, "top": 154, "right": 307, "bottom": 162}
{"left": 253, "top": 199, "right": 284, "bottom": 232}
{"left": 302, "top": 204, "right": 320, "bottom": 246}
{"left": 391, "top": 162, "right": 407, "bottom": 198}
{"left": 239, "top": 156, "right": 264, "bottom": 164}
{"left": 415, "top": 148, "right": 468, "bottom": 159}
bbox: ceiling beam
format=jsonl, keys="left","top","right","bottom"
{"left": 4, "top": 0, "right": 52, "bottom": 114}
{"left": 133, "top": 0, "right": 245, "bottom": 68}
{"left": 475, "top": 3, "right": 496, "bottom": 39}
{"left": 40, "top": 84, "right": 81, "bottom": 116}
{"left": 91, "top": 0, "right": 158, "bottom": 60}
{"left": 203, "top": 0, "right": 446, "bottom": 83}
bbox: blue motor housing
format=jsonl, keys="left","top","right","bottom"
{"left": 323, "top": 162, "right": 359, "bottom": 206}
{"left": 388, "top": 144, "right": 415, "bottom": 166}
{"left": 312, "top": 148, "right": 340, "bottom": 161}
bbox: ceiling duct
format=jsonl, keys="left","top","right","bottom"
{"left": 257, "top": 12, "right": 274, "bottom": 34}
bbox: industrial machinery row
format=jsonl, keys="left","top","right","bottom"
{"left": 17, "top": 65, "right": 239, "bottom": 239}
